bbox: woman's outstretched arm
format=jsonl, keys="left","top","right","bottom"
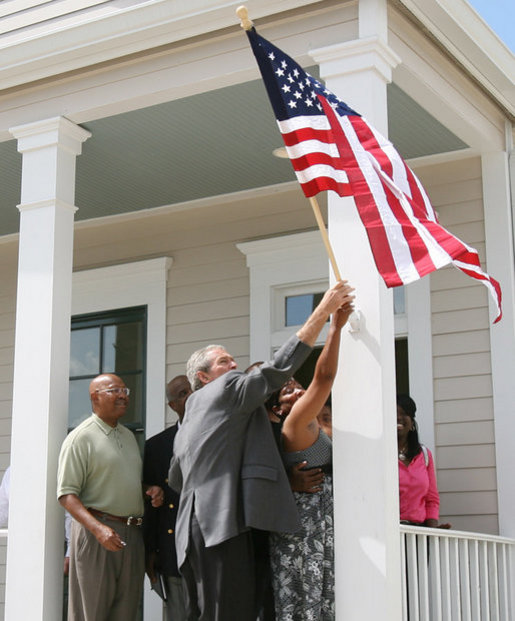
{"left": 282, "top": 302, "right": 353, "bottom": 452}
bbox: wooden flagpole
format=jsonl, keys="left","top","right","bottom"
{"left": 308, "top": 197, "right": 342, "bottom": 282}
{"left": 237, "top": 5, "right": 343, "bottom": 282}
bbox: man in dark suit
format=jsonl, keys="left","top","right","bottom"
{"left": 143, "top": 375, "right": 192, "bottom": 621}
{"left": 169, "top": 281, "right": 354, "bottom": 621}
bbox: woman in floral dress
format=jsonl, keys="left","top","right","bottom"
{"left": 268, "top": 301, "right": 353, "bottom": 621}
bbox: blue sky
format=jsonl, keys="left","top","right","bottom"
{"left": 467, "top": 0, "right": 515, "bottom": 52}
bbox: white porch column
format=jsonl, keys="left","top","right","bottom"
{"left": 482, "top": 137, "right": 515, "bottom": 538}
{"left": 311, "top": 2, "right": 402, "bottom": 618}
{"left": 5, "top": 117, "right": 90, "bottom": 620}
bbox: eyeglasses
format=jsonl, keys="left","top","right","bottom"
{"left": 96, "top": 387, "right": 130, "bottom": 396}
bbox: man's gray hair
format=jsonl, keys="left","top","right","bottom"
{"left": 186, "top": 344, "right": 225, "bottom": 391}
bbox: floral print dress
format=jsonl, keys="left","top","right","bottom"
{"left": 269, "top": 430, "right": 334, "bottom": 620}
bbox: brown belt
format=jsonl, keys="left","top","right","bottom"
{"left": 89, "top": 508, "right": 143, "bottom": 526}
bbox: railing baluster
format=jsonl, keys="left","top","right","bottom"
{"left": 407, "top": 533, "right": 420, "bottom": 621}
{"left": 497, "top": 544, "right": 509, "bottom": 620}
{"left": 429, "top": 532, "right": 442, "bottom": 621}
{"left": 488, "top": 542, "right": 500, "bottom": 620}
{"left": 470, "top": 539, "right": 481, "bottom": 621}
{"left": 441, "top": 536, "right": 452, "bottom": 619}
{"left": 459, "top": 538, "right": 472, "bottom": 621}
{"left": 450, "top": 537, "right": 461, "bottom": 619}
{"left": 418, "top": 533, "right": 430, "bottom": 620}
{"left": 508, "top": 544, "right": 515, "bottom": 621}
{"left": 401, "top": 530, "right": 408, "bottom": 621}
{"left": 480, "top": 540, "right": 491, "bottom": 620}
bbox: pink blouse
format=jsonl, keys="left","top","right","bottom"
{"left": 398, "top": 448, "right": 439, "bottom": 524}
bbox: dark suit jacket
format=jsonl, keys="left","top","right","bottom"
{"left": 169, "top": 334, "right": 310, "bottom": 569}
{"left": 143, "top": 423, "right": 181, "bottom": 577}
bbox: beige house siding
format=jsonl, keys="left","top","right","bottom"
{"left": 163, "top": 198, "right": 319, "bottom": 426}
{"left": 71, "top": 185, "right": 317, "bottom": 427}
{"left": 417, "top": 156, "right": 497, "bottom": 534}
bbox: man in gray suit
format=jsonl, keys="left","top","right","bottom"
{"left": 169, "top": 280, "right": 354, "bottom": 620}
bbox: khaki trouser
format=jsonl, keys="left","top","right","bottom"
{"left": 68, "top": 517, "right": 144, "bottom": 621}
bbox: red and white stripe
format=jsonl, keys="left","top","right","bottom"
{"left": 278, "top": 115, "right": 353, "bottom": 199}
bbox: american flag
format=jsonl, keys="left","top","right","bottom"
{"left": 246, "top": 29, "right": 502, "bottom": 323}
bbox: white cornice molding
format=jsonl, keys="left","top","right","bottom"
{"left": 396, "top": 0, "right": 515, "bottom": 119}
{"left": 406, "top": 147, "right": 477, "bottom": 168}
{"left": 310, "top": 36, "right": 401, "bottom": 83}
{"left": 72, "top": 256, "right": 173, "bottom": 288}
{"left": 0, "top": 180, "right": 303, "bottom": 247}
{"left": 0, "top": 0, "right": 323, "bottom": 91}
{"left": 237, "top": 230, "right": 323, "bottom": 267}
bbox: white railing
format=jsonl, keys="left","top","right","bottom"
{"left": 0, "top": 526, "right": 513, "bottom": 620}
{"left": 400, "top": 525, "right": 515, "bottom": 621}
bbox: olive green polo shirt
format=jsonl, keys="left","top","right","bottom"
{"left": 57, "top": 413, "right": 144, "bottom": 517}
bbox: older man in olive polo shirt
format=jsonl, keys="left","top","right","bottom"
{"left": 58, "top": 373, "right": 163, "bottom": 621}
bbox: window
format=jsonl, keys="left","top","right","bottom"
{"left": 274, "top": 281, "right": 328, "bottom": 334}
{"left": 395, "top": 337, "right": 409, "bottom": 395}
{"left": 393, "top": 286, "right": 405, "bottom": 315}
{"left": 69, "top": 306, "right": 147, "bottom": 439}
{"left": 285, "top": 292, "right": 325, "bottom": 327}
{"left": 393, "top": 287, "right": 409, "bottom": 394}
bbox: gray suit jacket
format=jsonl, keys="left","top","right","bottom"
{"left": 168, "top": 334, "right": 310, "bottom": 569}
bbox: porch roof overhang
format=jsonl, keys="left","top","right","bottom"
{"left": 0, "top": 0, "right": 512, "bottom": 114}
{"left": 0, "top": 78, "right": 469, "bottom": 238}
{"left": 0, "top": 0, "right": 512, "bottom": 240}
{"left": 395, "top": 0, "right": 515, "bottom": 120}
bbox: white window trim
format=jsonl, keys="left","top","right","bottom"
{"left": 238, "top": 231, "right": 435, "bottom": 450}
{"left": 72, "top": 257, "right": 173, "bottom": 621}
{"left": 405, "top": 277, "right": 435, "bottom": 453}
{"left": 237, "top": 231, "right": 329, "bottom": 361}
{"left": 71, "top": 257, "right": 173, "bottom": 439}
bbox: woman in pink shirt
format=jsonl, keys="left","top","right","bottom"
{"left": 397, "top": 394, "right": 451, "bottom": 528}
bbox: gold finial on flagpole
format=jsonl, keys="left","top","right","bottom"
{"left": 236, "top": 6, "right": 253, "bottom": 31}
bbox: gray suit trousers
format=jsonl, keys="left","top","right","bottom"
{"left": 180, "top": 513, "right": 256, "bottom": 621}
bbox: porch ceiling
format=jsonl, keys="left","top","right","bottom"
{"left": 0, "top": 78, "right": 467, "bottom": 237}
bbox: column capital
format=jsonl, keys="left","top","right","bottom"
{"left": 9, "top": 116, "right": 91, "bottom": 155}
{"left": 309, "top": 36, "right": 401, "bottom": 84}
